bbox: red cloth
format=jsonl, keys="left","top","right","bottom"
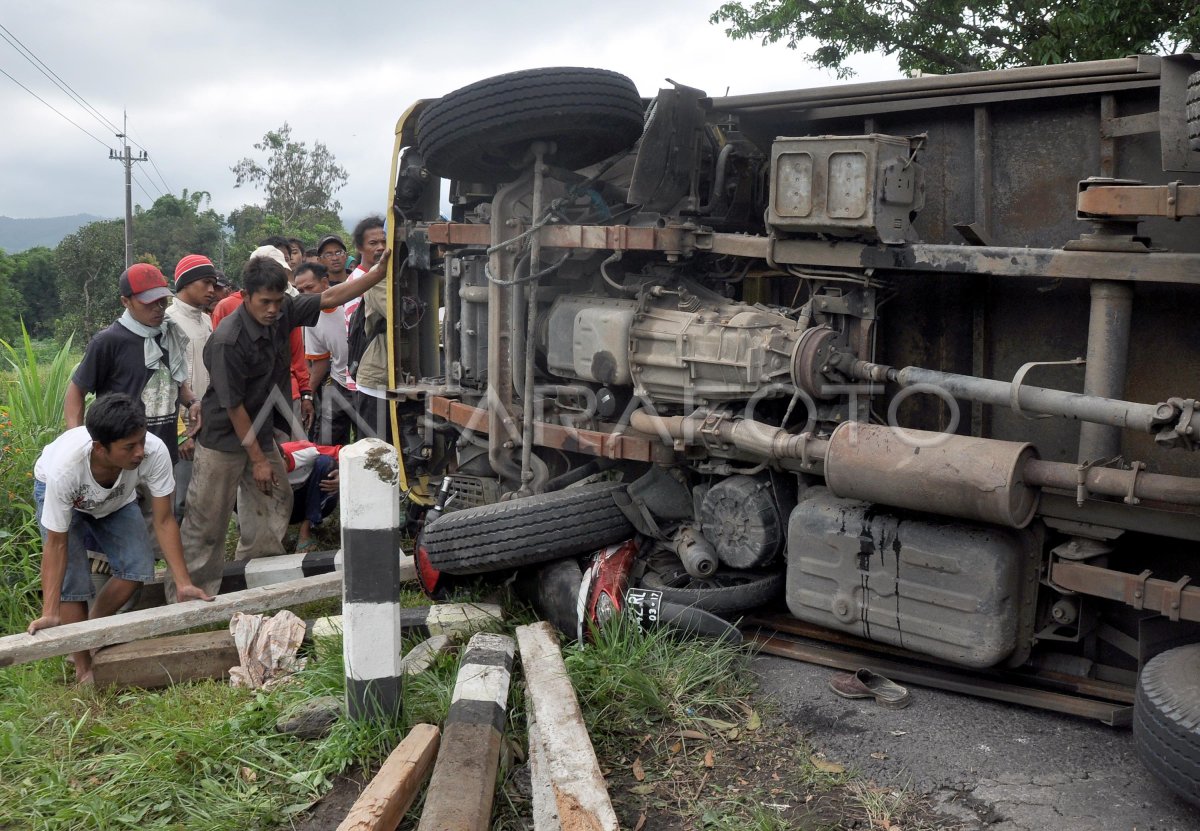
{"left": 279, "top": 440, "right": 341, "bottom": 472}
{"left": 212, "top": 292, "right": 310, "bottom": 398}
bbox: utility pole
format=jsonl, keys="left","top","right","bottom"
{"left": 109, "top": 111, "right": 148, "bottom": 270}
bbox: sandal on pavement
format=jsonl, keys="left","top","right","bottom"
{"left": 828, "top": 668, "right": 912, "bottom": 709}
{"left": 295, "top": 538, "right": 318, "bottom": 555}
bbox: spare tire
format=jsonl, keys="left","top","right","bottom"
{"left": 422, "top": 482, "right": 634, "bottom": 575}
{"left": 637, "top": 549, "right": 784, "bottom": 616}
{"left": 416, "top": 67, "right": 645, "bottom": 183}
{"left": 1134, "top": 643, "right": 1200, "bottom": 809}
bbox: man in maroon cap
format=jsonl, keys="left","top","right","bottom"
{"left": 166, "top": 254, "right": 218, "bottom": 519}
{"left": 65, "top": 263, "right": 202, "bottom": 463}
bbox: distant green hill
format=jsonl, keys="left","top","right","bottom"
{"left": 0, "top": 214, "right": 107, "bottom": 253}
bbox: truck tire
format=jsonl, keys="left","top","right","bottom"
{"left": 416, "top": 67, "right": 645, "bottom": 183}
{"left": 1134, "top": 643, "right": 1200, "bottom": 809}
{"left": 637, "top": 549, "right": 784, "bottom": 616}
{"left": 421, "top": 483, "right": 634, "bottom": 575}
{"left": 1187, "top": 71, "right": 1200, "bottom": 152}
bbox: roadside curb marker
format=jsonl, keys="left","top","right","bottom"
{"left": 417, "top": 631, "right": 515, "bottom": 831}
{"left": 341, "top": 439, "right": 405, "bottom": 722}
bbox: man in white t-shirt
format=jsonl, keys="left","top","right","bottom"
{"left": 295, "top": 262, "right": 353, "bottom": 445}
{"left": 29, "top": 393, "right": 212, "bottom": 682}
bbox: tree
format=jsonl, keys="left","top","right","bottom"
{"left": 133, "top": 190, "right": 226, "bottom": 274}
{"left": 710, "top": 0, "right": 1200, "bottom": 77}
{"left": 54, "top": 219, "right": 125, "bottom": 342}
{"left": 0, "top": 251, "right": 26, "bottom": 344}
{"left": 225, "top": 124, "right": 351, "bottom": 283}
{"left": 223, "top": 204, "right": 346, "bottom": 285}
{"left": 231, "top": 123, "right": 349, "bottom": 226}
{"left": 8, "top": 247, "right": 61, "bottom": 338}
{"left": 49, "top": 193, "right": 230, "bottom": 342}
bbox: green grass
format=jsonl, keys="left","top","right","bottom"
{"left": 565, "top": 612, "right": 753, "bottom": 754}
{"left": 0, "top": 327, "right": 76, "bottom": 440}
{"left": 0, "top": 332, "right": 76, "bottom": 637}
{"left": 0, "top": 629, "right": 460, "bottom": 831}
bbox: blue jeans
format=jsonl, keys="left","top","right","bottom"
{"left": 34, "top": 479, "right": 155, "bottom": 602}
{"left": 289, "top": 453, "right": 339, "bottom": 527}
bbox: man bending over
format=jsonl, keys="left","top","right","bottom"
{"left": 29, "top": 393, "right": 212, "bottom": 682}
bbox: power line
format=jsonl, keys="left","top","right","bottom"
{"left": 130, "top": 170, "right": 157, "bottom": 203}
{"left": 135, "top": 166, "right": 164, "bottom": 198}
{"left": 0, "top": 63, "right": 113, "bottom": 149}
{"left": 126, "top": 125, "right": 173, "bottom": 194}
{"left": 0, "top": 22, "right": 121, "bottom": 136}
{"left": 0, "top": 23, "right": 175, "bottom": 196}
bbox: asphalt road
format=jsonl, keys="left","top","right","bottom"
{"left": 754, "top": 654, "right": 1200, "bottom": 831}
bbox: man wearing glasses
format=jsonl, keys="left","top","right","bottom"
{"left": 316, "top": 234, "right": 350, "bottom": 286}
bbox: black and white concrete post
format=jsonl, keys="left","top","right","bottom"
{"left": 340, "top": 438, "right": 404, "bottom": 721}
{"left": 417, "top": 631, "right": 515, "bottom": 831}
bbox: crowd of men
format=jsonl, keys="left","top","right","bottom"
{"left": 27, "top": 219, "right": 393, "bottom": 683}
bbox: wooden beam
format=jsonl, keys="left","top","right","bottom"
{"left": 516, "top": 622, "right": 618, "bottom": 831}
{"left": 0, "top": 572, "right": 343, "bottom": 669}
{"left": 91, "top": 630, "right": 239, "bottom": 689}
{"left": 134, "top": 551, "right": 411, "bottom": 611}
{"left": 336, "top": 723, "right": 440, "bottom": 831}
{"left": 527, "top": 705, "right": 560, "bottom": 830}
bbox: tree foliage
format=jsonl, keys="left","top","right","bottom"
{"left": 231, "top": 123, "right": 349, "bottom": 226}
{"left": 5, "top": 247, "right": 59, "bottom": 339}
{"left": 710, "top": 0, "right": 1200, "bottom": 77}
{"left": 133, "top": 190, "right": 226, "bottom": 275}
{"left": 53, "top": 219, "right": 125, "bottom": 342}
{"left": 224, "top": 204, "right": 345, "bottom": 285}
{"left": 0, "top": 253, "right": 27, "bottom": 344}
{"left": 225, "top": 123, "right": 351, "bottom": 283}
{"left": 48, "top": 192, "right": 233, "bottom": 342}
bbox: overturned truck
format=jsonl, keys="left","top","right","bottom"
{"left": 380, "top": 57, "right": 1200, "bottom": 806}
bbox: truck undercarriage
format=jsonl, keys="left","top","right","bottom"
{"left": 379, "top": 56, "right": 1200, "bottom": 807}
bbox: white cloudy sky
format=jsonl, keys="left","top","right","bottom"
{"left": 0, "top": 0, "right": 899, "bottom": 223}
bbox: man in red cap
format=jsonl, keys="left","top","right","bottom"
{"left": 166, "top": 254, "right": 218, "bottom": 519}
{"left": 65, "top": 263, "right": 201, "bottom": 464}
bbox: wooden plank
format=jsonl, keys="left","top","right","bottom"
{"left": 0, "top": 572, "right": 343, "bottom": 669}
{"left": 750, "top": 631, "right": 1133, "bottom": 727}
{"left": 91, "top": 630, "right": 239, "bottom": 689}
{"left": 134, "top": 551, "right": 410, "bottom": 612}
{"left": 336, "top": 723, "right": 440, "bottom": 831}
{"left": 516, "top": 622, "right": 618, "bottom": 831}
{"left": 527, "top": 703, "right": 560, "bottom": 830}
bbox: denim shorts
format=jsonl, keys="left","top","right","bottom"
{"left": 33, "top": 479, "right": 155, "bottom": 601}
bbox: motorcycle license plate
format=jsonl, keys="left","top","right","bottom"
{"left": 624, "top": 587, "right": 663, "bottom": 632}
